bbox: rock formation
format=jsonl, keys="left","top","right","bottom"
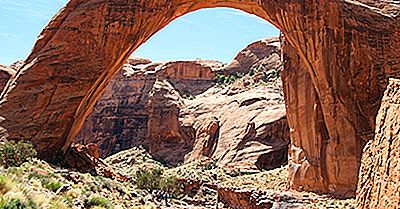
{"left": 75, "top": 58, "right": 224, "bottom": 160}
{"left": 0, "top": 0, "right": 398, "bottom": 197}
{"left": 76, "top": 37, "right": 289, "bottom": 170}
{"left": 223, "top": 37, "right": 281, "bottom": 76}
{"left": 356, "top": 78, "right": 400, "bottom": 208}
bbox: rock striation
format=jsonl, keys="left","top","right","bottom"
{"left": 0, "top": 65, "right": 16, "bottom": 93}
{"left": 356, "top": 78, "right": 400, "bottom": 208}
{"left": 0, "top": 0, "right": 398, "bottom": 197}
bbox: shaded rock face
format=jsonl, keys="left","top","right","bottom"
{"left": 76, "top": 38, "right": 290, "bottom": 169}
{"left": 75, "top": 59, "right": 223, "bottom": 162}
{"left": 0, "top": 0, "right": 398, "bottom": 197}
{"left": 356, "top": 78, "right": 400, "bottom": 208}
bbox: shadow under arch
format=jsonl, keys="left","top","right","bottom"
{"left": 0, "top": 0, "right": 399, "bottom": 198}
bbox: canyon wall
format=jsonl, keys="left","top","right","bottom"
{"left": 75, "top": 58, "right": 224, "bottom": 160}
{"left": 0, "top": 0, "right": 398, "bottom": 197}
{"left": 76, "top": 38, "right": 290, "bottom": 170}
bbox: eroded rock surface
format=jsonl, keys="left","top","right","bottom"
{"left": 75, "top": 58, "right": 224, "bottom": 161}
{"left": 0, "top": 0, "right": 398, "bottom": 197}
{"left": 76, "top": 38, "right": 289, "bottom": 169}
{"left": 356, "top": 78, "right": 400, "bottom": 208}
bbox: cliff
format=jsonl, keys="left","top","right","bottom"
{"left": 75, "top": 37, "right": 289, "bottom": 170}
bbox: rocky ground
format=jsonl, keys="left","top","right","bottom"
{"left": 0, "top": 146, "right": 355, "bottom": 209}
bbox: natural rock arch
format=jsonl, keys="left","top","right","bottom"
{"left": 0, "top": 0, "right": 398, "bottom": 197}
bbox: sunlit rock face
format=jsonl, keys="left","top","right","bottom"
{"left": 0, "top": 0, "right": 398, "bottom": 197}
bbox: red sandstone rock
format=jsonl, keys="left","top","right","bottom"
{"left": 75, "top": 38, "right": 289, "bottom": 169}
{"left": 64, "top": 143, "right": 100, "bottom": 172}
{"left": 0, "top": 0, "right": 398, "bottom": 197}
{"left": 356, "top": 78, "right": 400, "bottom": 208}
{"left": 75, "top": 58, "right": 223, "bottom": 160}
{"left": 223, "top": 37, "right": 281, "bottom": 75}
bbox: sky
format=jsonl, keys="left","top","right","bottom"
{"left": 0, "top": 0, "right": 279, "bottom": 65}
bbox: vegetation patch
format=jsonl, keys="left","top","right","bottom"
{"left": 0, "top": 140, "right": 37, "bottom": 168}
{"left": 135, "top": 168, "right": 184, "bottom": 197}
{"left": 215, "top": 72, "right": 244, "bottom": 86}
{"left": 84, "top": 195, "right": 113, "bottom": 209}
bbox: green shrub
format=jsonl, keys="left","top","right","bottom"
{"left": 43, "top": 181, "right": 63, "bottom": 192}
{"left": 260, "top": 68, "right": 281, "bottom": 83}
{"left": 159, "top": 175, "right": 183, "bottom": 196}
{"left": 135, "top": 168, "right": 184, "bottom": 197}
{"left": 0, "top": 140, "right": 37, "bottom": 168}
{"left": 0, "top": 197, "right": 38, "bottom": 209}
{"left": 84, "top": 196, "right": 113, "bottom": 209}
{"left": 135, "top": 168, "right": 163, "bottom": 192}
{"left": 215, "top": 72, "right": 243, "bottom": 86}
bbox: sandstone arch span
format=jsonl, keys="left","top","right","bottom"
{"left": 0, "top": 0, "right": 399, "bottom": 197}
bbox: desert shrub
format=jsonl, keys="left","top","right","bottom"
{"left": 260, "top": 68, "right": 281, "bottom": 83}
{"left": 43, "top": 181, "right": 63, "bottom": 192}
{"left": 135, "top": 168, "right": 184, "bottom": 197}
{"left": 159, "top": 175, "right": 183, "bottom": 196}
{"left": 48, "top": 199, "right": 69, "bottom": 209}
{"left": 84, "top": 195, "right": 113, "bottom": 209}
{"left": 215, "top": 72, "right": 244, "bottom": 86}
{"left": 0, "top": 140, "right": 37, "bottom": 168}
{"left": 0, "top": 197, "right": 38, "bottom": 209}
{"left": 135, "top": 168, "right": 163, "bottom": 192}
{"left": 0, "top": 176, "right": 14, "bottom": 195}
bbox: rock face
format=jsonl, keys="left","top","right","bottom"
{"left": 76, "top": 37, "right": 289, "bottom": 169}
{"left": 0, "top": 0, "right": 398, "bottom": 197}
{"left": 356, "top": 78, "right": 400, "bottom": 208}
{"left": 223, "top": 37, "right": 281, "bottom": 75}
{"left": 181, "top": 85, "right": 289, "bottom": 170}
{"left": 75, "top": 58, "right": 224, "bottom": 161}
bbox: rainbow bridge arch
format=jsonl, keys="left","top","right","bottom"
{"left": 0, "top": 0, "right": 399, "bottom": 198}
